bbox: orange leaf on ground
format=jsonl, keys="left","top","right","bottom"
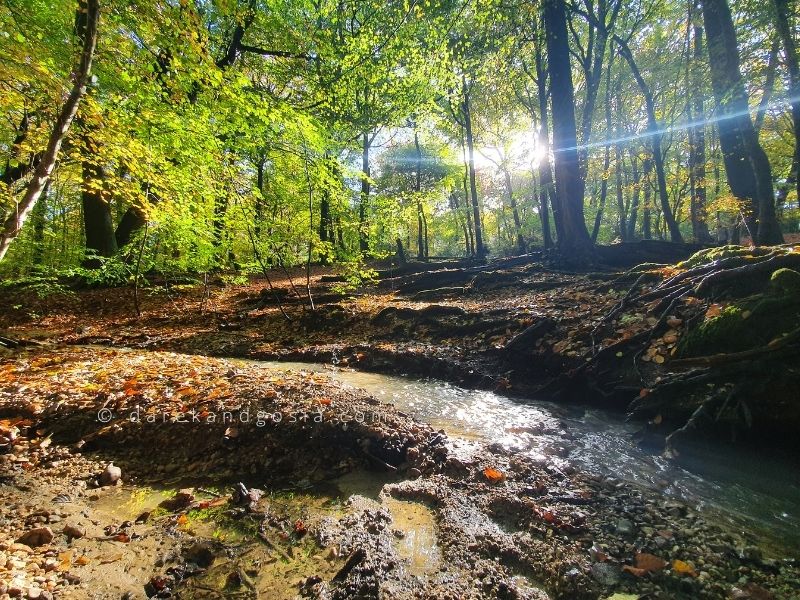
{"left": 483, "top": 467, "right": 505, "bottom": 483}
{"left": 635, "top": 552, "right": 667, "bottom": 572}
{"left": 622, "top": 565, "right": 647, "bottom": 577}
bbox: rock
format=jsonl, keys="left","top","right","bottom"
{"left": 26, "top": 587, "right": 41, "bottom": 599}
{"left": 62, "top": 523, "right": 85, "bottom": 539}
{"left": 183, "top": 541, "right": 216, "bottom": 568}
{"left": 615, "top": 518, "right": 635, "bottom": 535}
{"left": 99, "top": 463, "right": 122, "bottom": 486}
{"left": 16, "top": 527, "right": 54, "bottom": 548}
{"left": 591, "top": 562, "right": 621, "bottom": 586}
{"left": 730, "top": 583, "right": 775, "bottom": 600}
{"left": 738, "top": 546, "right": 763, "bottom": 563}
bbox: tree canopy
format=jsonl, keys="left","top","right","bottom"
{"left": 1, "top": 0, "right": 798, "bottom": 276}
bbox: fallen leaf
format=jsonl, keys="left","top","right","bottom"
{"left": 705, "top": 303, "right": 723, "bottom": 319}
{"left": 483, "top": 467, "right": 505, "bottom": 484}
{"left": 635, "top": 552, "right": 667, "bottom": 572}
{"left": 672, "top": 559, "right": 697, "bottom": 577}
{"left": 622, "top": 565, "right": 647, "bottom": 577}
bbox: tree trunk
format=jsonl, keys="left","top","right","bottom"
{"left": 503, "top": 168, "right": 525, "bottom": 253}
{"left": 773, "top": 0, "right": 800, "bottom": 205}
{"left": 414, "top": 129, "right": 425, "bottom": 259}
{"left": 642, "top": 157, "right": 653, "bottom": 239}
{"left": 543, "top": 0, "right": 594, "bottom": 257}
{"left": 535, "top": 31, "right": 559, "bottom": 247}
{"left": 627, "top": 154, "right": 641, "bottom": 239}
{"left": 462, "top": 77, "right": 486, "bottom": 258}
{"left": 81, "top": 157, "right": 118, "bottom": 265}
{"left": 31, "top": 182, "right": 49, "bottom": 265}
{"left": 359, "top": 132, "right": 371, "bottom": 254}
{"left": 615, "top": 38, "right": 683, "bottom": 242}
{"left": 702, "top": 0, "right": 783, "bottom": 244}
{"left": 688, "top": 4, "right": 713, "bottom": 244}
{"left": 0, "top": 0, "right": 100, "bottom": 262}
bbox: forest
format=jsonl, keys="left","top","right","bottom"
{"left": 0, "top": 0, "right": 799, "bottom": 599}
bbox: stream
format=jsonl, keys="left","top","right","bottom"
{"left": 245, "top": 359, "right": 800, "bottom": 557}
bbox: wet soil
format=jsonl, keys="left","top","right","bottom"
{"left": 0, "top": 347, "right": 798, "bottom": 599}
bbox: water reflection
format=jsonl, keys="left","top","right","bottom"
{"left": 246, "top": 360, "right": 800, "bottom": 554}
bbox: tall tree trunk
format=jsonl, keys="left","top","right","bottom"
{"left": 535, "top": 33, "right": 559, "bottom": 247}
{"left": 543, "top": 0, "right": 594, "bottom": 257}
{"left": 115, "top": 205, "right": 146, "bottom": 249}
{"left": 688, "top": 4, "right": 713, "bottom": 243}
{"left": 592, "top": 68, "right": 614, "bottom": 243}
{"left": 627, "top": 154, "right": 641, "bottom": 239}
{"left": 615, "top": 38, "right": 683, "bottom": 242}
{"left": 0, "top": 0, "right": 100, "bottom": 262}
{"left": 31, "top": 182, "right": 49, "bottom": 265}
{"left": 642, "top": 157, "right": 653, "bottom": 239}
{"left": 503, "top": 168, "right": 525, "bottom": 254}
{"left": 702, "top": 0, "right": 783, "bottom": 244}
{"left": 414, "top": 129, "right": 426, "bottom": 259}
{"left": 81, "top": 153, "right": 117, "bottom": 264}
{"left": 462, "top": 77, "right": 486, "bottom": 258}
{"left": 773, "top": 0, "right": 800, "bottom": 205}
{"left": 359, "top": 132, "right": 371, "bottom": 254}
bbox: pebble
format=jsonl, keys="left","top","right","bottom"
{"left": 62, "top": 523, "right": 85, "bottom": 539}
{"left": 615, "top": 518, "right": 635, "bottom": 535}
{"left": 590, "top": 562, "right": 621, "bottom": 586}
{"left": 16, "top": 528, "right": 53, "bottom": 548}
{"left": 99, "top": 463, "right": 122, "bottom": 486}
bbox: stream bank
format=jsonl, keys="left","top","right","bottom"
{"left": 0, "top": 347, "right": 798, "bottom": 599}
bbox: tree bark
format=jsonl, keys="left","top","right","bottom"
{"left": 359, "top": 131, "right": 371, "bottom": 254}
{"left": 81, "top": 153, "right": 117, "bottom": 264}
{"left": 0, "top": 0, "right": 100, "bottom": 262}
{"left": 615, "top": 37, "right": 683, "bottom": 242}
{"left": 702, "top": 0, "right": 783, "bottom": 244}
{"left": 413, "top": 129, "right": 426, "bottom": 259}
{"left": 627, "top": 154, "right": 641, "bottom": 239}
{"left": 773, "top": 0, "right": 800, "bottom": 205}
{"left": 642, "top": 157, "right": 653, "bottom": 240}
{"left": 688, "top": 4, "right": 713, "bottom": 243}
{"left": 534, "top": 44, "right": 556, "bottom": 248}
{"left": 543, "top": 0, "right": 594, "bottom": 257}
{"left": 503, "top": 168, "right": 525, "bottom": 254}
{"left": 462, "top": 76, "right": 486, "bottom": 258}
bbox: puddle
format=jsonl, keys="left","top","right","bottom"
{"left": 383, "top": 497, "right": 441, "bottom": 576}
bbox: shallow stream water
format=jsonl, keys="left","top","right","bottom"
{"left": 249, "top": 360, "right": 800, "bottom": 556}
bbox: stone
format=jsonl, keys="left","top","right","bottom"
{"left": 591, "top": 562, "right": 621, "bottom": 586}
{"left": 615, "top": 518, "right": 635, "bottom": 535}
{"left": 62, "top": 523, "right": 85, "bottom": 539}
{"left": 16, "top": 527, "right": 54, "bottom": 548}
{"left": 99, "top": 463, "right": 122, "bottom": 486}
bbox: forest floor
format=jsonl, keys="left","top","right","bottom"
{"left": 1, "top": 242, "right": 800, "bottom": 599}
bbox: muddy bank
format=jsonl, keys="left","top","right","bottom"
{"left": 1, "top": 347, "right": 798, "bottom": 599}
{"left": 3, "top": 248, "right": 800, "bottom": 451}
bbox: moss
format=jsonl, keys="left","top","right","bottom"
{"left": 770, "top": 268, "right": 800, "bottom": 296}
{"left": 678, "top": 295, "right": 800, "bottom": 357}
{"left": 677, "top": 246, "right": 759, "bottom": 269}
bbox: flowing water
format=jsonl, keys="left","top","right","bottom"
{"left": 248, "top": 360, "right": 800, "bottom": 556}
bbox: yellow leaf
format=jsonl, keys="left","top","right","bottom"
{"left": 672, "top": 559, "right": 697, "bottom": 577}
